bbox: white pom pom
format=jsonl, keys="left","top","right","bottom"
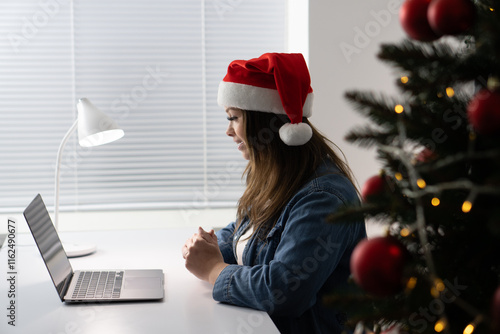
{"left": 279, "top": 123, "right": 313, "bottom": 146}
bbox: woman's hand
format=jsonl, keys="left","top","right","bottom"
{"left": 182, "top": 227, "right": 229, "bottom": 285}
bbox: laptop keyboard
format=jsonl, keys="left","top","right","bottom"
{"left": 72, "top": 271, "right": 124, "bottom": 299}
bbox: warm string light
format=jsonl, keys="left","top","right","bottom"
{"left": 462, "top": 200, "right": 472, "bottom": 213}
{"left": 430, "top": 281, "right": 450, "bottom": 334}
{"left": 462, "top": 190, "right": 477, "bottom": 213}
{"left": 430, "top": 278, "right": 445, "bottom": 298}
{"left": 434, "top": 318, "right": 447, "bottom": 332}
{"left": 394, "top": 177, "right": 500, "bottom": 214}
{"left": 400, "top": 228, "right": 410, "bottom": 237}
{"left": 431, "top": 197, "right": 440, "bottom": 206}
{"left": 446, "top": 87, "right": 455, "bottom": 97}
{"left": 464, "top": 324, "right": 475, "bottom": 334}
{"left": 463, "top": 316, "right": 484, "bottom": 334}
{"left": 406, "top": 276, "right": 417, "bottom": 290}
{"left": 401, "top": 76, "right": 409, "bottom": 84}
{"left": 408, "top": 182, "right": 495, "bottom": 198}
{"left": 395, "top": 104, "right": 404, "bottom": 114}
{"left": 435, "top": 278, "right": 445, "bottom": 290}
{"left": 395, "top": 172, "right": 403, "bottom": 181}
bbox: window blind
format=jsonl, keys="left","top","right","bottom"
{"left": 0, "top": 0, "right": 286, "bottom": 212}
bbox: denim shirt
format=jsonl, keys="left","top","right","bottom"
{"left": 214, "top": 161, "right": 367, "bottom": 334}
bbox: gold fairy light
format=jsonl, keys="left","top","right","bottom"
{"left": 434, "top": 319, "right": 447, "bottom": 332}
{"left": 430, "top": 278, "right": 445, "bottom": 298}
{"left": 395, "top": 172, "right": 403, "bottom": 181}
{"left": 401, "top": 76, "right": 409, "bottom": 84}
{"left": 464, "top": 324, "right": 475, "bottom": 334}
{"left": 395, "top": 104, "right": 404, "bottom": 114}
{"left": 463, "top": 316, "right": 484, "bottom": 334}
{"left": 406, "top": 277, "right": 417, "bottom": 290}
{"left": 400, "top": 228, "right": 410, "bottom": 237}
{"left": 431, "top": 197, "right": 440, "bottom": 206}
{"left": 431, "top": 286, "right": 440, "bottom": 298}
{"left": 462, "top": 200, "right": 472, "bottom": 213}
{"left": 446, "top": 87, "right": 455, "bottom": 97}
{"left": 417, "top": 178, "right": 426, "bottom": 189}
{"left": 434, "top": 278, "right": 445, "bottom": 292}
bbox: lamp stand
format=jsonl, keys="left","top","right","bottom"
{"left": 54, "top": 119, "right": 96, "bottom": 258}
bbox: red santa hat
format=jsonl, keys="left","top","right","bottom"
{"left": 217, "top": 53, "right": 314, "bottom": 146}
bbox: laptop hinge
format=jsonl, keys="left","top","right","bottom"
{"left": 58, "top": 272, "right": 74, "bottom": 301}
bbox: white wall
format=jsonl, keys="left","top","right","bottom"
{"left": 309, "top": 0, "right": 405, "bottom": 188}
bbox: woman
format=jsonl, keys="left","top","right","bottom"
{"left": 182, "top": 53, "right": 366, "bottom": 333}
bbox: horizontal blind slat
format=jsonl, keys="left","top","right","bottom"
{"left": 0, "top": 0, "right": 286, "bottom": 211}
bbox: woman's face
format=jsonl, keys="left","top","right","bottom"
{"left": 225, "top": 108, "right": 249, "bottom": 160}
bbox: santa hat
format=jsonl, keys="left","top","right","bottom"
{"left": 217, "top": 53, "right": 314, "bottom": 146}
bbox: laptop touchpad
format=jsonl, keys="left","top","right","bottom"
{"left": 124, "top": 277, "right": 161, "bottom": 289}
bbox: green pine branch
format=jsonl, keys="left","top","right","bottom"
{"left": 344, "top": 91, "right": 403, "bottom": 127}
{"left": 344, "top": 126, "right": 396, "bottom": 148}
{"left": 378, "top": 39, "right": 460, "bottom": 72}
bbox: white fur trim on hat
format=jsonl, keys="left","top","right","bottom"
{"left": 218, "top": 81, "right": 313, "bottom": 118}
{"left": 279, "top": 123, "right": 313, "bottom": 146}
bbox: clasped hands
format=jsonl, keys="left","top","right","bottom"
{"left": 182, "top": 227, "right": 229, "bottom": 285}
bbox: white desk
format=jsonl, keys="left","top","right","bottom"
{"left": 0, "top": 227, "right": 279, "bottom": 334}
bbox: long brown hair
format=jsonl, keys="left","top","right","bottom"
{"left": 236, "top": 109, "right": 358, "bottom": 238}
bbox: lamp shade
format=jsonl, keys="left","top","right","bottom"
{"left": 77, "top": 98, "right": 124, "bottom": 147}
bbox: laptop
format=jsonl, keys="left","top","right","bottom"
{"left": 23, "top": 194, "right": 164, "bottom": 303}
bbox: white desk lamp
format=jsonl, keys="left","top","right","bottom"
{"left": 54, "top": 98, "right": 124, "bottom": 257}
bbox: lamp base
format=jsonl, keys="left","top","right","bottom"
{"left": 63, "top": 242, "right": 97, "bottom": 258}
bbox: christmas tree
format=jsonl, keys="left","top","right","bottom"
{"left": 326, "top": 0, "right": 500, "bottom": 333}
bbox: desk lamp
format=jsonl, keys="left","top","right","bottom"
{"left": 54, "top": 98, "right": 124, "bottom": 257}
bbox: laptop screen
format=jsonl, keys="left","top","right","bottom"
{"left": 23, "top": 194, "right": 73, "bottom": 301}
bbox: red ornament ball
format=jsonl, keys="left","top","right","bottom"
{"left": 427, "top": 0, "right": 476, "bottom": 35}
{"left": 361, "top": 174, "right": 389, "bottom": 202}
{"left": 400, "top": 0, "right": 441, "bottom": 41}
{"left": 350, "top": 237, "right": 409, "bottom": 296}
{"left": 467, "top": 89, "right": 500, "bottom": 135}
